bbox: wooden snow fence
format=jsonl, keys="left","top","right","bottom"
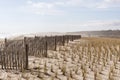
{"left": 0, "top": 35, "right": 81, "bottom": 71}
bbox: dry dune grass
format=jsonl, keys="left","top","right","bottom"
{"left": 0, "top": 37, "right": 120, "bottom": 80}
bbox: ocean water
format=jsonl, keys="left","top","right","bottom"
{"left": 0, "top": 34, "right": 12, "bottom": 38}
{"left": 0, "top": 33, "right": 21, "bottom": 39}
{"left": 0, "top": 33, "right": 32, "bottom": 39}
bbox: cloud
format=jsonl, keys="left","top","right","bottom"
{"left": 96, "top": 0, "right": 120, "bottom": 8}
{"left": 23, "top": 0, "right": 65, "bottom": 15}
{"left": 65, "top": 0, "right": 82, "bottom": 6}
{"left": 22, "top": 0, "right": 87, "bottom": 15}
{"left": 22, "top": 0, "right": 120, "bottom": 15}
{"left": 65, "top": 0, "right": 120, "bottom": 8}
{"left": 27, "top": 0, "right": 32, "bottom": 4}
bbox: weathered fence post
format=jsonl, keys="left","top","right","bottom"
{"left": 54, "top": 36, "right": 57, "bottom": 51}
{"left": 5, "top": 38, "right": 7, "bottom": 48}
{"left": 15, "top": 52, "right": 17, "bottom": 70}
{"left": 1, "top": 51, "right": 3, "bottom": 69}
{"left": 62, "top": 35, "right": 65, "bottom": 46}
{"left": 17, "top": 52, "right": 19, "bottom": 70}
{"left": 66, "top": 35, "right": 69, "bottom": 44}
{"left": 25, "top": 44, "right": 28, "bottom": 70}
{"left": 24, "top": 37, "right": 28, "bottom": 70}
{"left": 3, "top": 51, "right": 6, "bottom": 69}
{"left": 71, "top": 35, "right": 73, "bottom": 41}
{"left": 3, "top": 38, "right": 7, "bottom": 70}
{"left": 45, "top": 41, "right": 48, "bottom": 57}
{"left": 44, "top": 36, "right": 48, "bottom": 57}
{"left": 12, "top": 52, "right": 15, "bottom": 70}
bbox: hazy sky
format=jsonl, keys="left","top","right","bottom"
{"left": 0, "top": 0, "right": 120, "bottom": 34}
